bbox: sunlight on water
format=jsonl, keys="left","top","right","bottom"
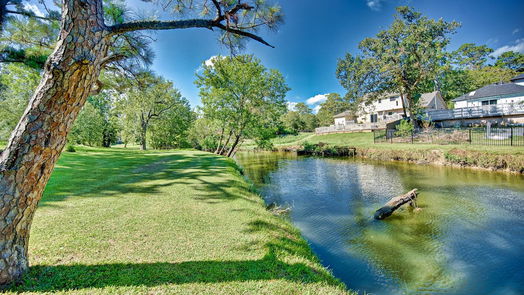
{"left": 235, "top": 152, "right": 524, "bottom": 295}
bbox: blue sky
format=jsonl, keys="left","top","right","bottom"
{"left": 29, "top": 0, "right": 524, "bottom": 110}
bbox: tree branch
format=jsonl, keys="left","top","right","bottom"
{"left": 109, "top": 19, "right": 215, "bottom": 35}
{"left": 214, "top": 23, "right": 274, "bottom": 48}
{"left": 108, "top": 18, "right": 274, "bottom": 48}
{"left": 4, "top": 9, "right": 59, "bottom": 22}
{"left": 100, "top": 53, "right": 128, "bottom": 68}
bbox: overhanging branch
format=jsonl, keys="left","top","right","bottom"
{"left": 108, "top": 17, "right": 274, "bottom": 48}
{"left": 109, "top": 19, "right": 215, "bottom": 35}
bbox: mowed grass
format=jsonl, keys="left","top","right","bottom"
{"left": 6, "top": 147, "right": 349, "bottom": 294}
{"left": 292, "top": 132, "right": 524, "bottom": 155}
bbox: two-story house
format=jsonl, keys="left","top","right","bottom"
{"left": 357, "top": 91, "right": 447, "bottom": 124}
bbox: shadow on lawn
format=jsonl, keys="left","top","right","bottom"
{"left": 10, "top": 220, "right": 339, "bottom": 293}
{"left": 41, "top": 150, "right": 253, "bottom": 206}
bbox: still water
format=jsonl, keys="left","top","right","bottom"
{"left": 235, "top": 152, "right": 524, "bottom": 295}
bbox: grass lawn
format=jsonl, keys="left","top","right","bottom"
{"left": 285, "top": 132, "right": 524, "bottom": 155}
{"left": 5, "top": 147, "right": 349, "bottom": 294}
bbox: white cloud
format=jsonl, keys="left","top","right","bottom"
{"left": 204, "top": 55, "right": 220, "bottom": 67}
{"left": 492, "top": 39, "right": 524, "bottom": 57}
{"left": 286, "top": 101, "right": 298, "bottom": 111}
{"left": 312, "top": 105, "right": 322, "bottom": 114}
{"left": 23, "top": 3, "right": 44, "bottom": 17}
{"left": 305, "top": 94, "right": 328, "bottom": 106}
{"left": 513, "top": 28, "right": 521, "bottom": 35}
{"left": 366, "top": 0, "right": 383, "bottom": 11}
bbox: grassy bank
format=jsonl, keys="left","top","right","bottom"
{"left": 269, "top": 132, "right": 524, "bottom": 173}
{"left": 5, "top": 147, "right": 349, "bottom": 294}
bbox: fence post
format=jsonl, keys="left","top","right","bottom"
{"left": 373, "top": 131, "right": 376, "bottom": 144}
{"left": 511, "top": 127, "right": 513, "bottom": 146}
{"left": 411, "top": 130, "right": 414, "bottom": 144}
{"left": 390, "top": 130, "right": 393, "bottom": 144}
{"left": 469, "top": 128, "right": 472, "bottom": 144}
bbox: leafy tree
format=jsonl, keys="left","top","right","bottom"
{"left": 281, "top": 111, "right": 305, "bottom": 134}
{"left": 281, "top": 102, "right": 319, "bottom": 133}
{"left": 149, "top": 100, "right": 194, "bottom": 149}
{"left": 196, "top": 55, "right": 288, "bottom": 156}
{"left": 187, "top": 117, "right": 222, "bottom": 152}
{"left": 316, "top": 93, "right": 350, "bottom": 126}
{"left": 0, "top": 63, "right": 40, "bottom": 139}
{"left": 495, "top": 51, "right": 524, "bottom": 72}
{"left": 337, "top": 7, "right": 459, "bottom": 117}
{"left": 68, "top": 102, "right": 106, "bottom": 146}
{"left": 116, "top": 72, "right": 187, "bottom": 150}
{"left": 452, "top": 43, "right": 494, "bottom": 70}
{"left": 68, "top": 94, "right": 119, "bottom": 147}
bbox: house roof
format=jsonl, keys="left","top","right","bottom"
{"left": 418, "top": 91, "right": 439, "bottom": 107}
{"left": 452, "top": 83, "right": 524, "bottom": 102}
{"left": 510, "top": 73, "right": 524, "bottom": 82}
{"left": 333, "top": 110, "right": 354, "bottom": 118}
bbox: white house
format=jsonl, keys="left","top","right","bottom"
{"left": 453, "top": 76, "right": 524, "bottom": 108}
{"left": 356, "top": 91, "right": 447, "bottom": 124}
{"left": 333, "top": 110, "right": 357, "bottom": 126}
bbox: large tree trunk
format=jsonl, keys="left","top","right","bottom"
{"left": 0, "top": 0, "right": 109, "bottom": 285}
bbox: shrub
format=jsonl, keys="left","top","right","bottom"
{"left": 65, "top": 145, "right": 76, "bottom": 152}
{"left": 395, "top": 119, "right": 414, "bottom": 137}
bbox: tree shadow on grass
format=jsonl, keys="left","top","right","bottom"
{"left": 9, "top": 221, "right": 340, "bottom": 293}
{"left": 40, "top": 151, "right": 253, "bottom": 206}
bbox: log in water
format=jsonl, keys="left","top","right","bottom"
{"left": 374, "top": 189, "right": 418, "bottom": 220}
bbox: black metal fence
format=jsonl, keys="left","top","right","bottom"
{"left": 373, "top": 126, "right": 524, "bottom": 146}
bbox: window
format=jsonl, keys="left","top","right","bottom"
{"left": 378, "top": 99, "right": 382, "bottom": 104}
{"left": 482, "top": 100, "right": 498, "bottom": 105}
{"left": 388, "top": 112, "right": 393, "bottom": 116}
{"left": 396, "top": 101, "right": 398, "bottom": 106}
{"left": 370, "top": 114, "right": 378, "bottom": 123}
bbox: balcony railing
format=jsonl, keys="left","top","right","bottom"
{"left": 425, "top": 103, "right": 524, "bottom": 121}
{"left": 315, "top": 122, "right": 386, "bottom": 134}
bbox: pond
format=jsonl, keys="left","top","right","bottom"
{"left": 235, "top": 152, "right": 524, "bottom": 295}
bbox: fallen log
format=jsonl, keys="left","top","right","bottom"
{"left": 374, "top": 189, "right": 418, "bottom": 220}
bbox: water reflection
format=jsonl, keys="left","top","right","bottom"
{"left": 235, "top": 152, "right": 524, "bottom": 295}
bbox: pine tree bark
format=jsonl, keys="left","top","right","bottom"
{"left": 0, "top": 0, "right": 110, "bottom": 284}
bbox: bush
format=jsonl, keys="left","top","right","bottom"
{"left": 65, "top": 145, "right": 76, "bottom": 152}
{"left": 395, "top": 119, "right": 414, "bottom": 137}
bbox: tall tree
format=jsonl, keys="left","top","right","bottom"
{"left": 117, "top": 72, "right": 187, "bottom": 151}
{"left": 337, "top": 7, "right": 459, "bottom": 117}
{"left": 0, "top": 0, "right": 282, "bottom": 284}
{"left": 282, "top": 102, "right": 318, "bottom": 132}
{"left": 196, "top": 55, "right": 288, "bottom": 156}
{"left": 495, "top": 51, "right": 524, "bottom": 72}
{"left": 316, "top": 93, "right": 350, "bottom": 126}
{"left": 452, "top": 43, "right": 494, "bottom": 70}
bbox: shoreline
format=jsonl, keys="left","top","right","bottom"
{"left": 270, "top": 144, "right": 524, "bottom": 174}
